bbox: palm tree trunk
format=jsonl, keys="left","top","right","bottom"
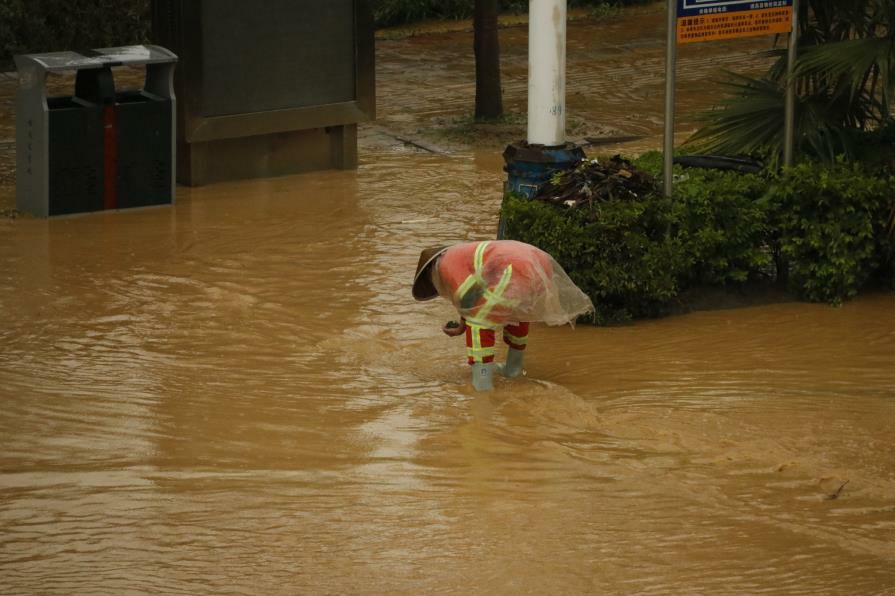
{"left": 474, "top": 0, "right": 503, "bottom": 120}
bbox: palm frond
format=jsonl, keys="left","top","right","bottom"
{"left": 795, "top": 37, "right": 894, "bottom": 105}
{"left": 687, "top": 0, "right": 895, "bottom": 166}
{"left": 684, "top": 74, "right": 787, "bottom": 165}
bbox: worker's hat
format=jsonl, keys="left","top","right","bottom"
{"left": 412, "top": 245, "right": 449, "bottom": 301}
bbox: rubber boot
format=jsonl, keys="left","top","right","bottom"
{"left": 471, "top": 362, "right": 495, "bottom": 391}
{"left": 501, "top": 347, "right": 525, "bottom": 378}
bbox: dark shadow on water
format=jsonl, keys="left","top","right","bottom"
{"left": 672, "top": 280, "right": 793, "bottom": 315}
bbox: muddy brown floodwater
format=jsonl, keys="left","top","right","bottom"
{"left": 2, "top": 7, "right": 895, "bottom": 596}
{"left": 3, "top": 152, "right": 894, "bottom": 594}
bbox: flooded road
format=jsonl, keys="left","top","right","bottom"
{"left": 2, "top": 151, "right": 894, "bottom": 594}
{"left": 369, "top": 4, "right": 778, "bottom": 154}
{"left": 2, "top": 6, "right": 895, "bottom": 595}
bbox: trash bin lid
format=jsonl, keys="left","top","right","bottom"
{"left": 15, "top": 45, "right": 177, "bottom": 74}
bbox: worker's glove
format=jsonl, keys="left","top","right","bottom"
{"left": 442, "top": 319, "right": 467, "bottom": 337}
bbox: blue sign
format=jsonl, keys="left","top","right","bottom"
{"left": 678, "top": 0, "right": 793, "bottom": 18}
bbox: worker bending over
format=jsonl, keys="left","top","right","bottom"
{"left": 412, "top": 240, "right": 593, "bottom": 390}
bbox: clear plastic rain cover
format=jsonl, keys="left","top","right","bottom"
{"left": 431, "top": 240, "right": 594, "bottom": 327}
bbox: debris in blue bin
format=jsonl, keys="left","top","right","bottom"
{"left": 533, "top": 155, "right": 658, "bottom": 208}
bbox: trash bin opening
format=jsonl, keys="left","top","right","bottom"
{"left": 115, "top": 90, "right": 162, "bottom": 104}
{"left": 47, "top": 96, "right": 93, "bottom": 110}
{"left": 109, "top": 64, "right": 148, "bottom": 94}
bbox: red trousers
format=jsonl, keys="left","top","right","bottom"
{"left": 464, "top": 321, "right": 529, "bottom": 365}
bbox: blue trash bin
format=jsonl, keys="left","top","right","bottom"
{"left": 498, "top": 141, "right": 585, "bottom": 238}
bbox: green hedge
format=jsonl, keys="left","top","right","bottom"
{"left": 0, "top": 0, "right": 150, "bottom": 67}
{"left": 767, "top": 160, "right": 894, "bottom": 304}
{"left": 670, "top": 168, "right": 771, "bottom": 287}
{"left": 500, "top": 154, "right": 895, "bottom": 323}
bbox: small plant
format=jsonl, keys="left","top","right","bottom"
{"left": 765, "top": 159, "right": 893, "bottom": 304}
{"left": 686, "top": 0, "right": 895, "bottom": 167}
{"left": 588, "top": 2, "right": 621, "bottom": 18}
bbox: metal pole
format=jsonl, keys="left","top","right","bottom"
{"left": 663, "top": 0, "right": 677, "bottom": 197}
{"left": 783, "top": 0, "right": 800, "bottom": 167}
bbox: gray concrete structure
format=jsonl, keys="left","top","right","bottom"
{"left": 152, "top": 0, "right": 375, "bottom": 186}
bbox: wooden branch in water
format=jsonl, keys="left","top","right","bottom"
{"left": 394, "top": 135, "right": 443, "bottom": 154}
{"left": 826, "top": 480, "right": 849, "bottom": 500}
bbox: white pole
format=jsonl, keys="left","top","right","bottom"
{"left": 528, "top": 0, "right": 567, "bottom": 146}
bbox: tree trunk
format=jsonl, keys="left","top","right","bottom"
{"left": 474, "top": 0, "right": 503, "bottom": 120}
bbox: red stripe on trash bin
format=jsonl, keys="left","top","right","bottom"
{"left": 103, "top": 105, "right": 118, "bottom": 210}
